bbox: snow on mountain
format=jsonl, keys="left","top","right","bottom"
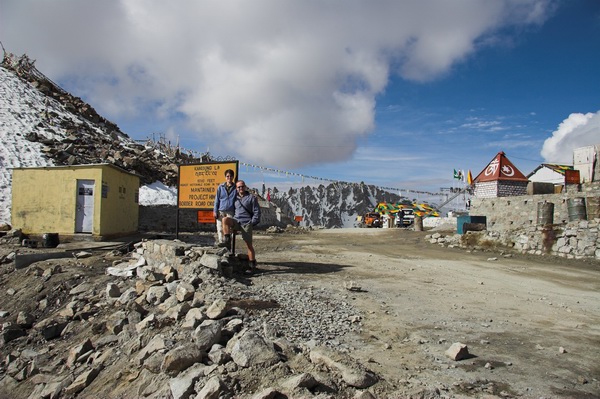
{"left": 1, "top": 66, "right": 67, "bottom": 224}
{"left": 270, "top": 183, "right": 402, "bottom": 228}
{"left": 139, "top": 181, "right": 177, "bottom": 206}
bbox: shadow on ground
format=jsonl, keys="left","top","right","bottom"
{"left": 253, "top": 261, "right": 347, "bottom": 276}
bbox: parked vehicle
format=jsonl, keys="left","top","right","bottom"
{"left": 362, "top": 212, "right": 382, "bottom": 228}
{"left": 395, "top": 209, "right": 415, "bottom": 227}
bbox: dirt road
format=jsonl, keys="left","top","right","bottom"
{"left": 1, "top": 227, "right": 598, "bottom": 398}
{"left": 251, "top": 228, "right": 600, "bottom": 398}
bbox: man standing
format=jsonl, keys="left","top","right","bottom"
{"left": 219, "top": 180, "right": 261, "bottom": 273}
{"left": 213, "top": 169, "right": 236, "bottom": 244}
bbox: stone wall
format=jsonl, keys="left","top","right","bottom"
{"left": 139, "top": 200, "right": 289, "bottom": 233}
{"left": 470, "top": 182, "right": 600, "bottom": 231}
{"left": 138, "top": 206, "right": 205, "bottom": 233}
{"left": 458, "top": 181, "right": 600, "bottom": 260}
{"left": 511, "top": 219, "right": 599, "bottom": 259}
{"left": 428, "top": 218, "right": 600, "bottom": 260}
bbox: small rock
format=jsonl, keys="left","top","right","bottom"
{"left": 106, "top": 283, "right": 121, "bottom": 298}
{"left": 74, "top": 251, "right": 93, "bottom": 259}
{"left": 343, "top": 281, "right": 363, "bottom": 292}
{"left": 206, "top": 299, "right": 228, "bottom": 319}
{"left": 445, "top": 342, "right": 470, "bottom": 361}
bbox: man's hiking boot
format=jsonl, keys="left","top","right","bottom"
{"left": 217, "top": 234, "right": 231, "bottom": 250}
{"left": 244, "top": 259, "right": 257, "bottom": 275}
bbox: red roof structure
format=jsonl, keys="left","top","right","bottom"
{"left": 474, "top": 152, "right": 528, "bottom": 183}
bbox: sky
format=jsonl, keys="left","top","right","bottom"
{"left": 1, "top": 0, "right": 599, "bottom": 196}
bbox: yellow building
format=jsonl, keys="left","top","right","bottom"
{"left": 11, "top": 164, "right": 140, "bottom": 239}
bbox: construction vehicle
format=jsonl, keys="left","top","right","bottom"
{"left": 361, "top": 212, "right": 382, "bottom": 228}
{"left": 395, "top": 208, "right": 415, "bottom": 227}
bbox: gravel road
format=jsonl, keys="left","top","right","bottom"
{"left": 249, "top": 228, "right": 600, "bottom": 398}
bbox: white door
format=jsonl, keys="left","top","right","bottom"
{"left": 75, "top": 180, "right": 95, "bottom": 233}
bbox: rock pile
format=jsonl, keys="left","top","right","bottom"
{"left": 2, "top": 53, "right": 208, "bottom": 186}
{"left": 0, "top": 238, "right": 380, "bottom": 398}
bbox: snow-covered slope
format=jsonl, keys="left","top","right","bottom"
{"left": 1, "top": 67, "right": 64, "bottom": 224}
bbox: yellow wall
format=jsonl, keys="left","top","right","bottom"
{"left": 11, "top": 165, "right": 139, "bottom": 237}
{"left": 98, "top": 165, "right": 139, "bottom": 236}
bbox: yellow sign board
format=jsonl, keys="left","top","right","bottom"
{"left": 178, "top": 161, "right": 238, "bottom": 210}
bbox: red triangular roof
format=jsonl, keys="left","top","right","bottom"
{"left": 474, "top": 152, "right": 529, "bottom": 183}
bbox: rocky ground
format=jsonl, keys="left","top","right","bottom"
{"left": 0, "top": 227, "right": 599, "bottom": 399}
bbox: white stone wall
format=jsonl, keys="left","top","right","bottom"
{"left": 474, "top": 181, "right": 527, "bottom": 198}
{"left": 473, "top": 181, "right": 497, "bottom": 198}
{"left": 428, "top": 219, "right": 600, "bottom": 260}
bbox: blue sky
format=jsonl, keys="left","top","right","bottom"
{"left": 2, "top": 0, "right": 599, "bottom": 198}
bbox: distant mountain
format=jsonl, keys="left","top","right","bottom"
{"left": 270, "top": 183, "right": 402, "bottom": 228}
{"left": 0, "top": 52, "right": 410, "bottom": 228}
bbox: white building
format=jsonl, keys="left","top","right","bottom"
{"left": 527, "top": 164, "right": 573, "bottom": 185}
{"left": 573, "top": 145, "right": 599, "bottom": 183}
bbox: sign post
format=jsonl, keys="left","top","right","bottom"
{"left": 177, "top": 161, "right": 239, "bottom": 238}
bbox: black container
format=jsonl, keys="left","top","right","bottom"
{"left": 43, "top": 233, "right": 60, "bottom": 248}
{"left": 457, "top": 215, "right": 487, "bottom": 234}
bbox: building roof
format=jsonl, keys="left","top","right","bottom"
{"left": 374, "top": 201, "right": 439, "bottom": 217}
{"left": 474, "top": 151, "right": 529, "bottom": 183}
{"left": 527, "top": 163, "right": 574, "bottom": 178}
{"left": 10, "top": 163, "right": 141, "bottom": 178}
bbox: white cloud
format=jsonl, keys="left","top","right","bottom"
{"left": 541, "top": 111, "right": 600, "bottom": 163}
{"left": 460, "top": 119, "right": 506, "bottom": 131}
{"left": 2, "top": 0, "right": 555, "bottom": 168}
